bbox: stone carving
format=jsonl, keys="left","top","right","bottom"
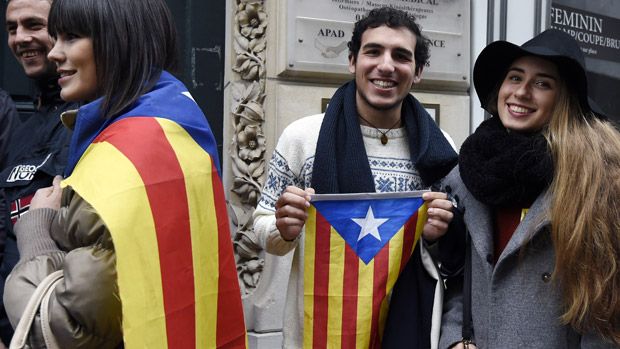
{"left": 230, "top": 0, "right": 268, "bottom": 296}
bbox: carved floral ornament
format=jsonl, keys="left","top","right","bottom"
{"left": 236, "top": 2, "right": 267, "bottom": 39}
{"left": 230, "top": 0, "right": 267, "bottom": 295}
{"left": 233, "top": 1, "right": 267, "bottom": 81}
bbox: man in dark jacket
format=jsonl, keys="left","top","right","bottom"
{"left": 0, "top": 88, "right": 20, "bottom": 170}
{"left": 0, "top": 0, "right": 74, "bottom": 345}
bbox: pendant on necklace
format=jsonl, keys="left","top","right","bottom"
{"left": 380, "top": 134, "right": 388, "bottom": 145}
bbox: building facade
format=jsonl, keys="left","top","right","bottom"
{"left": 223, "top": 1, "right": 620, "bottom": 347}
{"left": 1, "top": 0, "right": 618, "bottom": 347}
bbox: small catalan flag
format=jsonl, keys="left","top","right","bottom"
{"left": 304, "top": 191, "right": 427, "bottom": 348}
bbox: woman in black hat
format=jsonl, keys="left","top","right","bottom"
{"left": 437, "top": 29, "right": 620, "bottom": 348}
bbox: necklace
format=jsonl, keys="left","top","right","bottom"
{"left": 358, "top": 114, "right": 401, "bottom": 145}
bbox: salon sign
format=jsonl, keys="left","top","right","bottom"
{"left": 550, "top": 4, "right": 620, "bottom": 63}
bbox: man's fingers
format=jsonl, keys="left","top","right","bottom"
{"left": 276, "top": 217, "right": 305, "bottom": 229}
{"left": 284, "top": 185, "right": 311, "bottom": 197}
{"left": 277, "top": 193, "right": 309, "bottom": 211}
{"left": 275, "top": 217, "right": 305, "bottom": 241}
{"left": 275, "top": 186, "right": 315, "bottom": 241}
{"left": 426, "top": 198, "right": 453, "bottom": 210}
{"left": 422, "top": 220, "right": 449, "bottom": 241}
{"left": 426, "top": 218, "right": 449, "bottom": 231}
{"left": 427, "top": 207, "right": 454, "bottom": 222}
{"left": 276, "top": 204, "right": 308, "bottom": 221}
{"left": 422, "top": 198, "right": 454, "bottom": 241}
{"left": 276, "top": 187, "right": 311, "bottom": 210}
{"left": 422, "top": 191, "right": 447, "bottom": 201}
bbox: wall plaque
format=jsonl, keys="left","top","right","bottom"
{"left": 284, "top": 0, "right": 470, "bottom": 87}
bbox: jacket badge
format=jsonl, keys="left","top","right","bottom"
{"left": 6, "top": 153, "right": 52, "bottom": 182}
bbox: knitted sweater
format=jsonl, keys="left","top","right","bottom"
{"left": 254, "top": 113, "right": 451, "bottom": 348}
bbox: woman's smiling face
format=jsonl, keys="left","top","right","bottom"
{"left": 47, "top": 33, "right": 98, "bottom": 102}
{"left": 497, "top": 55, "right": 560, "bottom": 133}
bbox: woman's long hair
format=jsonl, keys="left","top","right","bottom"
{"left": 544, "top": 84, "right": 620, "bottom": 344}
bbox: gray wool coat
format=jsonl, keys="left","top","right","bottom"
{"left": 438, "top": 167, "right": 617, "bottom": 349}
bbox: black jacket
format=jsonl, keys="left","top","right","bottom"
{"left": 0, "top": 78, "right": 75, "bottom": 345}
{"left": 382, "top": 183, "right": 466, "bottom": 349}
{"left": 0, "top": 88, "right": 20, "bottom": 170}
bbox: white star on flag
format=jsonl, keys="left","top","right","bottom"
{"left": 352, "top": 206, "right": 389, "bottom": 242}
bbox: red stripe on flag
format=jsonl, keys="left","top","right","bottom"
{"left": 313, "top": 212, "right": 331, "bottom": 348}
{"left": 341, "top": 243, "right": 359, "bottom": 349}
{"left": 213, "top": 162, "right": 246, "bottom": 348}
{"left": 98, "top": 117, "right": 195, "bottom": 349}
{"left": 399, "top": 211, "right": 419, "bottom": 273}
{"left": 369, "top": 245, "right": 389, "bottom": 348}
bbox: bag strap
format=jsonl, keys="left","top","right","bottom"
{"left": 10, "top": 270, "right": 63, "bottom": 349}
{"left": 40, "top": 274, "right": 63, "bottom": 349}
{"left": 461, "top": 230, "right": 473, "bottom": 342}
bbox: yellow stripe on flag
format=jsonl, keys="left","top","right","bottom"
{"left": 63, "top": 142, "right": 168, "bottom": 348}
{"left": 378, "top": 228, "right": 406, "bottom": 339}
{"left": 356, "top": 257, "right": 374, "bottom": 348}
{"left": 386, "top": 229, "right": 405, "bottom": 291}
{"left": 326, "top": 227, "right": 345, "bottom": 347}
{"left": 304, "top": 207, "right": 318, "bottom": 348}
{"left": 415, "top": 205, "right": 427, "bottom": 253}
{"left": 157, "top": 119, "right": 218, "bottom": 348}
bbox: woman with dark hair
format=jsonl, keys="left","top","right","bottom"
{"left": 3, "top": 0, "right": 246, "bottom": 347}
{"left": 437, "top": 29, "right": 620, "bottom": 348}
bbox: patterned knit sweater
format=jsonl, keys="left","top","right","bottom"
{"left": 253, "top": 113, "right": 451, "bottom": 348}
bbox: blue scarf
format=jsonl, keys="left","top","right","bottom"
{"left": 64, "top": 71, "right": 220, "bottom": 177}
{"left": 311, "top": 80, "right": 457, "bottom": 194}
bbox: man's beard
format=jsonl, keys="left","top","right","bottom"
{"left": 357, "top": 88, "right": 404, "bottom": 112}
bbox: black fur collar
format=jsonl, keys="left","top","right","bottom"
{"left": 459, "top": 116, "right": 553, "bottom": 207}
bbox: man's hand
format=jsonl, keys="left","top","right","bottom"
{"left": 275, "top": 186, "right": 315, "bottom": 241}
{"left": 451, "top": 342, "right": 478, "bottom": 349}
{"left": 422, "top": 191, "right": 454, "bottom": 242}
{"left": 30, "top": 175, "right": 63, "bottom": 211}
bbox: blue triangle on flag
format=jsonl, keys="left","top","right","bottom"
{"left": 312, "top": 196, "right": 424, "bottom": 264}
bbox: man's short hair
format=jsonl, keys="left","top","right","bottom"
{"left": 6, "top": 0, "right": 53, "bottom": 3}
{"left": 348, "top": 7, "right": 430, "bottom": 74}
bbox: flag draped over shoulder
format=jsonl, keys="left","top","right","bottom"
{"left": 304, "top": 191, "right": 427, "bottom": 348}
{"left": 62, "top": 72, "right": 246, "bottom": 349}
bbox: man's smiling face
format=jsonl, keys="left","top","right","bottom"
{"left": 348, "top": 25, "right": 421, "bottom": 125}
{"left": 6, "top": 0, "right": 57, "bottom": 79}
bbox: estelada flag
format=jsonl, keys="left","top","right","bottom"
{"left": 304, "top": 191, "right": 428, "bottom": 348}
{"left": 62, "top": 72, "right": 246, "bottom": 348}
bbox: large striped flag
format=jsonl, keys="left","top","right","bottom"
{"left": 304, "top": 191, "right": 428, "bottom": 348}
{"left": 61, "top": 72, "right": 246, "bottom": 348}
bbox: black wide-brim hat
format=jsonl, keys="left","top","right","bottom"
{"left": 473, "top": 28, "right": 607, "bottom": 119}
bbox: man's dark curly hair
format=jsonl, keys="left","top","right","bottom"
{"left": 348, "top": 7, "right": 430, "bottom": 74}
